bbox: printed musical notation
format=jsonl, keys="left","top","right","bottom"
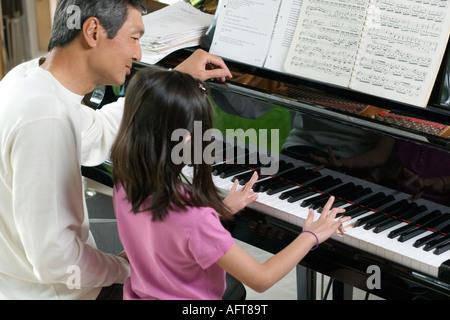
{"left": 211, "top": 0, "right": 449, "bottom": 107}
{"left": 283, "top": 0, "right": 450, "bottom": 106}
{"left": 284, "top": 0, "right": 370, "bottom": 86}
{"left": 351, "top": 0, "right": 450, "bottom": 104}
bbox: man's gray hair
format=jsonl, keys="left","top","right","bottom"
{"left": 48, "top": 0, "right": 147, "bottom": 51}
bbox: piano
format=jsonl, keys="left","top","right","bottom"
{"left": 83, "top": 0, "right": 450, "bottom": 300}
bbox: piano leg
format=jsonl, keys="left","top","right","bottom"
{"left": 332, "top": 280, "right": 354, "bottom": 300}
{"left": 296, "top": 266, "right": 317, "bottom": 300}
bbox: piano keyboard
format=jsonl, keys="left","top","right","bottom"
{"left": 182, "top": 140, "right": 450, "bottom": 281}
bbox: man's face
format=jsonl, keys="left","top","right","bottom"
{"left": 94, "top": 7, "right": 145, "bottom": 86}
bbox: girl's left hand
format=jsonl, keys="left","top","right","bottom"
{"left": 224, "top": 171, "right": 259, "bottom": 214}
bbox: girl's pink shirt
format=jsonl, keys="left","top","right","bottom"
{"left": 113, "top": 185, "right": 235, "bottom": 300}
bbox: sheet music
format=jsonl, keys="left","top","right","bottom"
{"left": 209, "top": 0, "right": 450, "bottom": 107}
{"left": 350, "top": 0, "right": 450, "bottom": 107}
{"left": 139, "top": 2, "right": 213, "bottom": 64}
{"left": 264, "top": 0, "right": 303, "bottom": 72}
{"left": 283, "top": 0, "right": 371, "bottom": 86}
{"left": 210, "top": 0, "right": 281, "bottom": 67}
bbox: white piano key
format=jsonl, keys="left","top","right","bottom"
{"left": 183, "top": 150, "right": 450, "bottom": 280}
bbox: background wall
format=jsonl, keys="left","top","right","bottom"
{"left": 0, "top": 0, "right": 56, "bottom": 79}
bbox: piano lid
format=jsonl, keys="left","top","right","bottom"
{"left": 184, "top": 0, "right": 450, "bottom": 151}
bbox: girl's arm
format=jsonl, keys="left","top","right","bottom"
{"left": 217, "top": 197, "right": 349, "bottom": 293}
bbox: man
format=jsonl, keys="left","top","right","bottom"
{"left": 0, "top": 0, "right": 231, "bottom": 300}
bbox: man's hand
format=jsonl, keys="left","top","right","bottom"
{"left": 174, "top": 49, "right": 232, "bottom": 82}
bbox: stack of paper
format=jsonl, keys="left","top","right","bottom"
{"left": 140, "top": 1, "right": 214, "bottom": 65}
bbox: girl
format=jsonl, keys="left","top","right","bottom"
{"left": 110, "top": 68, "right": 350, "bottom": 300}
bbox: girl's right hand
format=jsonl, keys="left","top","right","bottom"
{"left": 302, "top": 196, "right": 350, "bottom": 244}
{"left": 223, "top": 171, "right": 259, "bottom": 214}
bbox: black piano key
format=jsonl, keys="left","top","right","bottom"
{"left": 335, "top": 184, "right": 367, "bottom": 200}
{"left": 423, "top": 214, "right": 450, "bottom": 233}
{"left": 357, "top": 212, "right": 385, "bottom": 228}
{"left": 389, "top": 210, "right": 442, "bottom": 239}
{"left": 236, "top": 170, "right": 259, "bottom": 185}
{"left": 300, "top": 193, "right": 329, "bottom": 208}
{"left": 363, "top": 214, "right": 391, "bottom": 230}
{"left": 325, "top": 182, "right": 359, "bottom": 215}
{"left": 311, "top": 193, "right": 337, "bottom": 207}
{"left": 342, "top": 192, "right": 388, "bottom": 218}
{"left": 316, "top": 177, "right": 343, "bottom": 191}
{"left": 354, "top": 196, "right": 397, "bottom": 228}
{"left": 344, "top": 187, "right": 372, "bottom": 202}
{"left": 366, "top": 194, "right": 395, "bottom": 210}
{"left": 363, "top": 200, "right": 409, "bottom": 228}
{"left": 397, "top": 203, "right": 426, "bottom": 219}
{"left": 326, "top": 182, "right": 356, "bottom": 196}
{"left": 383, "top": 199, "right": 411, "bottom": 215}
{"left": 434, "top": 237, "right": 450, "bottom": 255}
{"left": 288, "top": 190, "right": 318, "bottom": 203}
{"left": 414, "top": 232, "right": 442, "bottom": 248}
{"left": 398, "top": 210, "right": 442, "bottom": 241}
{"left": 280, "top": 186, "right": 307, "bottom": 200}
{"left": 312, "top": 197, "right": 348, "bottom": 211}
{"left": 361, "top": 199, "right": 411, "bottom": 230}
{"left": 212, "top": 163, "right": 230, "bottom": 176}
{"left": 220, "top": 165, "right": 252, "bottom": 179}
{"left": 358, "top": 192, "right": 386, "bottom": 206}
{"left": 399, "top": 211, "right": 449, "bottom": 243}
{"left": 342, "top": 206, "right": 372, "bottom": 219}
{"left": 255, "top": 176, "right": 279, "bottom": 190}
{"left": 236, "top": 160, "right": 287, "bottom": 185}
{"left": 285, "top": 176, "right": 341, "bottom": 204}
{"left": 398, "top": 226, "right": 428, "bottom": 243}
{"left": 238, "top": 167, "right": 270, "bottom": 185}
{"left": 306, "top": 187, "right": 351, "bottom": 210}
{"left": 424, "top": 235, "right": 447, "bottom": 252}
{"left": 307, "top": 176, "right": 337, "bottom": 190}
{"left": 285, "top": 168, "right": 321, "bottom": 185}
{"left": 422, "top": 224, "right": 450, "bottom": 250}
{"left": 262, "top": 179, "right": 294, "bottom": 195}
{"left": 388, "top": 224, "right": 413, "bottom": 239}
{"left": 277, "top": 166, "right": 308, "bottom": 179}
{"left": 253, "top": 177, "right": 278, "bottom": 192}
{"left": 374, "top": 204, "right": 428, "bottom": 233}
{"left": 349, "top": 195, "right": 396, "bottom": 225}
{"left": 276, "top": 161, "right": 295, "bottom": 174}
{"left": 373, "top": 218, "right": 404, "bottom": 234}
{"left": 266, "top": 181, "right": 297, "bottom": 195}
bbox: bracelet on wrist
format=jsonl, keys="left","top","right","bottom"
{"left": 301, "top": 230, "right": 319, "bottom": 251}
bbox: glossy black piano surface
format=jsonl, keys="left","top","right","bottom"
{"left": 82, "top": 8, "right": 450, "bottom": 297}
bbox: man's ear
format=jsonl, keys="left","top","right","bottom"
{"left": 82, "top": 17, "right": 102, "bottom": 48}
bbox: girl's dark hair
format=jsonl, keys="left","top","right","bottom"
{"left": 48, "top": 0, "right": 147, "bottom": 51}
{"left": 110, "top": 68, "right": 232, "bottom": 221}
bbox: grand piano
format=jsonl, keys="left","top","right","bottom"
{"left": 83, "top": 0, "right": 450, "bottom": 300}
